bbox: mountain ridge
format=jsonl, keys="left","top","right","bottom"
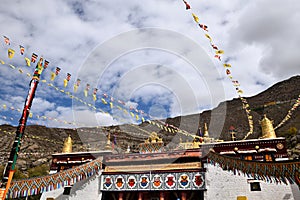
{"left": 0, "top": 75, "right": 300, "bottom": 173}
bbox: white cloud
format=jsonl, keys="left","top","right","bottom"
{"left": 31, "top": 97, "right": 55, "bottom": 113}
{"left": 0, "top": 0, "right": 299, "bottom": 128}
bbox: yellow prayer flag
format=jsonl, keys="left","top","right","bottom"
{"left": 130, "top": 112, "right": 134, "bottom": 117}
{"left": 93, "top": 94, "right": 97, "bottom": 101}
{"left": 0, "top": 59, "right": 5, "bottom": 64}
{"left": 8, "top": 48, "right": 15, "bottom": 59}
{"left": 142, "top": 117, "right": 145, "bottom": 122}
{"left": 192, "top": 13, "right": 199, "bottom": 23}
{"left": 73, "top": 84, "right": 78, "bottom": 92}
{"left": 101, "top": 98, "right": 107, "bottom": 104}
{"left": 3, "top": 104, "right": 6, "bottom": 109}
{"left": 205, "top": 34, "right": 212, "bottom": 42}
{"left": 237, "top": 89, "right": 243, "bottom": 94}
{"left": 110, "top": 102, "right": 113, "bottom": 109}
{"left": 84, "top": 89, "right": 88, "bottom": 97}
{"left": 136, "top": 114, "right": 139, "bottom": 120}
{"left": 50, "top": 72, "right": 56, "bottom": 81}
{"left": 25, "top": 57, "right": 31, "bottom": 66}
{"left": 216, "top": 50, "right": 224, "bottom": 54}
{"left": 29, "top": 112, "right": 33, "bottom": 118}
{"left": 63, "top": 79, "right": 68, "bottom": 87}
{"left": 223, "top": 63, "right": 231, "bottom": 68}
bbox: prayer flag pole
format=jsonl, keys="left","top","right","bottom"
{"left": 0, "top": 57, "right": 46, "bottom": 200}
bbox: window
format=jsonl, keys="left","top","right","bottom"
{"left": 265, "top": 154, "right": 273, "bottom": 161}
{"left": 250, "top": 182, "right": 261, "bottom": 191}
{"left": 63, "top": 186, "right": 72, "bottom": 195}
{"left": 244, "top": 155, "right": 253, "bottom": 161}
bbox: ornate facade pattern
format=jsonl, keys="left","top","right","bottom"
{"left": 101, "top": 171, "right": 205, "bottom": 191}
{"left": 208, "top": 150, "right": 300, "bottom": 186}
{"left": 7, "top": 157, "right": 102, "bottom": 199}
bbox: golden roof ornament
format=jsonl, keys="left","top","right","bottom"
{"left": 203, "top": 123, "right": 209, "bottom": 138}
{"left": 139, "top": 132, "right": 164, "bottom": 153}
{"left": 105, "top": 133, "right": 112, "bottom": 150}
{"left": 229, "top": 126, "right": 236, "bottom": 141}
{"left": 147, "top": 132, "right": 163, "bottom": 143}
{"left": 260, "top": 114, "right": 277, "bottom": 139}
{"left": 62, "top": 135, "right": 72, "bottom": 153}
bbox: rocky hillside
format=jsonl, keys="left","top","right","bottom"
{"left": 0, "top": 75, "right": 300, "bottom": 174}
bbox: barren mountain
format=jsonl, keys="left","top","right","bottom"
{"left": 0, "top": 75, "right": 300, "bottom": 174}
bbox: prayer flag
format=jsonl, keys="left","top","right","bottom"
{"left": 3, "top": 36, "right": 10, "bottom": 45}
{"left": 25, "top": 57, "right": 31, "bottom": 66}
{"left": 211, "top": 44, "right": 218, "bottom": 50}
{"left": 226, "top": 69, "right": 231, "bottom": 75}
{"left": 192, "top": 13, "right": 199, "bottom": 23}
{"left": 44, "top": 60, "right": 49, "bottom": 69}
{"left": 8, "top": 48, "right": 15, "bottom": 59}
{"left": 199, "top": 24, "right": 208, "bottom": 31}
{"left": 31, "top": 53, "right": 38, "bottom": 63}
{"left": 84, "top": 84, "right": 90, "bottom": 97}
{"left": 19, "top": 45, "right": 25, "bottom": 55}
{"left": 214, "top": 54, "right": 221, "bottom": 60}
{"left": 63, "top": 73, "right": 71, "bottom": 87}
{"left": 223, "top": 63, "right": 231, "bottom": 68}
{"left": 183, "top": 0, "right": 191, "bottom": 10}
{"left": 216, "top": 50, "right": 224, "bottom": 54}
{"left": 205, "top": 34, "right": 212, "bottom": 42}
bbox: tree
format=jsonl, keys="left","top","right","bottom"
{"left": 288, "top": 127, "right": 298, "bottom": 136}
{"left": 28, "top": 164, "right": 49, "bottom": 178}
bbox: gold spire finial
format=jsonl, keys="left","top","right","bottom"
{"left": 260, "top": 114, "right": 277, "bottom": 139}
{"left": 203, "top": 123, "right": 209, "bottom": 138}
{"left": 62, "top": 135, "right": 72, "bottom": 153}
{"left": 105, "top": 133, "right": 112, "bottom": 150}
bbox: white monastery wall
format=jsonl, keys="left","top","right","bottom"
{"left": 204, "top": 163, "right": 299, "bottom": 200}
{"left": 40, "top": 173, "right": 102, "bottom": 200}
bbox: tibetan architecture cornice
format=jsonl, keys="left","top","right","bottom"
{"left": 104, "top": 162, "right": 202, "bottom": 173}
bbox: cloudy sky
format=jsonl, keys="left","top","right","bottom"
{"left": 0, "top": 0, "right": 299, "bottom": 128}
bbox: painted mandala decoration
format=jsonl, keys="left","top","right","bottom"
{"left": 139, "top": 175, "right": 150, "bottom": 189}
{"left": 165, "top": 174, "right": 176, "bottom": 189}
{"left": 127, "top": 175, "right": 137, "bottom": 189}
{"left": 179, "top": 173, "right": 190, "bottom": 188}
{"left": 103, "top": 176, "right": 113, "bottom": 189}
{"left": 115, "top": 175, "right": 125, "bottom": 189}
{"left": 193, "top": 173, "right": 204, "bottom": 188}
{"left": 152, "top": 174, "right": 162, "bottom": 189}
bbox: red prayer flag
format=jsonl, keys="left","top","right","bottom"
{"left": 199, "top": 24, "right": 208, "bottom": 31}
{"left": 3, "top": 36, "right": 10, "bottom": 45}
{"left": 19, "top": 45, "right": 25, "bottom": 55}
{"left": 183, "top": 0, "right": 191, "bottom": 10}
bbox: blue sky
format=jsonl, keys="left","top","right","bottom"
{"left": 0, "top": 0, "right": 299, "bottom": 128}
